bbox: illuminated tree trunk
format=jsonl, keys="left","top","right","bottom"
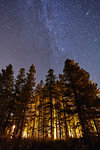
{"left": 19, "top": 109, "right": 25, "bottom": 138}
{"left": 2, "top": 94, "right": 16, "bottom": 136}
{"left": 50, "top": 95, "right": 54, "bottom": 139}
{"left": 2, "top": 102, "right": 13, "bottom": 135}
{"left": 93, "top": 118, "right": 99, "bottom": 135}
{"left": 58, "top": 114, "right": 62, "bottom": 139}
{"left": 55, "top": 111, "right": 58, "bottom": 139}
{"left": 43, "top": 115, "right": 45, "bottom": 139}
{"left": 73, "top": 120, "right": 77, "bottom": 138}
{"left": 32, "top": 103, "right": 37, "bottom": 137}
{"left": 62, "top": 99, "right": 68, "bottom": 139}
{"left": 38, "top": 107, "right": 41, "bottom": 139}
{"left": 14, "top": 116, "right": 21, "bottom": 137}
{"left": 42, "top": 100, "right": 46, "bottom": 139}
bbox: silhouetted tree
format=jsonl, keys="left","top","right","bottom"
{"left": 56, "top": 74, "right": 69, "bottom": 139}
{"left": 26, "top": 65, "right": 36, "bottom": 137}
{"left": 13, "top": 68, "right": 26, "bottom": 138}
{"left": 0, "top": 64, "right": 14, "bottom": 136}
{"left": 63, "top": 59, "right": 99, "bottom": 141}
{"left": 45, "top": 69, "right": 56, "bottom": 139}
{"left": 34, "top": 80, "right": 44, "bottom": 139}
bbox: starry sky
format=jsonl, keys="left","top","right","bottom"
{"left": 0, "top": 0, "right": 100, "bottom": 87}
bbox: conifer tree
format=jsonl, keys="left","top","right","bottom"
{"left": 26, "top": 65, "right": 36, "bottom": 137}
{"left": 34, "top": 80, "right": 44, "bottom": 139}
{"left": 63, "top": 59, "right": 99, "bottom": 140}
{"left": 56, "top": 74, "right": 75, "bottom": 139}
{"left": 14, "top": 65, "right": 36, "bottom": 138}
{"left": 40, "top": 84, "right": 50, "bottom": 139}
{"left": 13, "top": 68, "right": 26, "bottom": 137}
{"left": 55, "top": 74, "right": 68, "bottom": 139}
{"left": 45, "top": 69, "right": 56, "bottom": 139}
{"left": 0, "top": 64, "right": 14, "bottom": 136}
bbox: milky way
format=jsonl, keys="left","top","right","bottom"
{"left": 0, "top": 0, "right": 100, "bottom": 86}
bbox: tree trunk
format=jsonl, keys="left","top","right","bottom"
{"left": 50, "top": 94, "right": 54, "bottom": 139}
{"left": 62, "top": 98, "right": 68, "bottom": 139}
{"left": 38, "top": 108, "right": 41, "bottom": 139}
{"left": 13, "top": 116, "right": 21, "bottom": 138}
{"left": 32, "top": 102, "right": 37, "bottom": 137}
{"left": 2, "top": 95, "right": 16, "bottom": 136}
{"left": 19, "top": 109, "right": 25, "bottom": 139}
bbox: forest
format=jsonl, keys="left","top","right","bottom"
{"left": 0, "top": 59, "right": 100, "bottom": 150}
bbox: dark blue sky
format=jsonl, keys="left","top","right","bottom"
{"left": 0, "top": 0, "right": 100, "bottom": 86}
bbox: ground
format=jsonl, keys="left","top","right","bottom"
{"left": 0, "top": 137, "right": 100, "bottom": 150}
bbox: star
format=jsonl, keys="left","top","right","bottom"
{"left": 86, "top": 11, "right": 89, "bottom": 16}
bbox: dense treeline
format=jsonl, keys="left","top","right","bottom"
{"left": 0, "top": 59, "right": 100, "bottom": 145}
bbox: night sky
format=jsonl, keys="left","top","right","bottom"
{"left": 0, "top": 0, "right": 100, "bottom": 87}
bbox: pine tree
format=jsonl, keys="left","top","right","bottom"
{"left": 26, "top": 65, "right": 36, "bottom": 137}
{"left": 34, "top": 80, "right": 44, "bottom": 139}
{"left": 13, "top": 68, "right": 26, "bottom": 138}
{"left": 45, "top": 69, "right": 56, "bottom": 139}
{"left": 13, "top": 65, "right": 36, "bottom": 139}
{"left": 40, "top": 84, "right": 50, "bottom": 139}
{"left": 0, "top": 64, "right": 14, "bottom": 136}
{"left": 55, "top": 74, "right": 68, "bottom": 139}
{"left": 56, "top": 74, "right": 75, "bottom": 139}
{"left": 63, "top": 59, "right": 99, "bottom": 141}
